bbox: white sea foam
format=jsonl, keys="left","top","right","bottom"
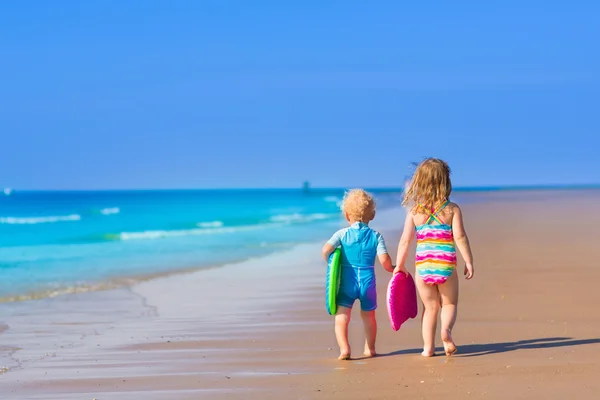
{"left": 0, "top": 214, "right": 82, "bottom": 225}
{"left": 99, "top": 207, "right": 120, "bottom": 216}
{"left": 196, "top": 221, "right": 224, "bottom": 228}
{"left": 324, "top": 196, "right": 344, "bottom": 208}
{"left": 114, "top": 223, "right": 275, "bottom": 241}
{"left": 108, "top": 213, "right": 334, "bottom": 242}
{"left": 269, "top": 213, "right": 331, "bottom": 223}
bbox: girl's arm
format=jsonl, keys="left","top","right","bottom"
{"left": 394, "top": 212, "right": 415, "bottom": 274}
{"left": 452, "top": 204, "right": 474, "bottom": 279}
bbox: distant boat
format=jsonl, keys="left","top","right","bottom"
{"left": 3, "top": 188, "right": 12, "bottom": 196}
{"left": 302, "top": 181, "right": 310, "bottom": 193}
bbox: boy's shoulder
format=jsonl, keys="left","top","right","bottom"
{"left": 359, "top": 225, "right": 385, "bottom": 241}
{"left": 332, "top": 226, "right": 351, "bottom": 235}
{"left": 368, "top": 227, "right": 384, "bottom": 237}
{"left": 327, "top": 226, "right": 350, "bottom": 242}
{"left": 329, "top": 225, "right": 382, "bottom": 238}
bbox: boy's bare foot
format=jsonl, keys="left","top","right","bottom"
{"left": 421, "top": 349, "right": 436, "bottom": 357}
{"left": 442, "top": 329, "right": 457, "bottom": 356}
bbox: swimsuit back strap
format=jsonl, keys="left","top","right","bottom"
{"left": 422, "top": 200, "right": 449, "bottom": 225}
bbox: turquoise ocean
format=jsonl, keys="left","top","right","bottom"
{"left": 0, "top": 189, "right": 402, "bottom": 301}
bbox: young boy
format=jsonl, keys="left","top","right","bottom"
{"left": 322, "top": 189, "right": 394, "bottom": 360}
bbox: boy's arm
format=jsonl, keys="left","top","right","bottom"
{"left": 375, "top": 232, "right": 394, "bottom": 272}
{"left": 378, "top": 253, "right": 394, "bottom": 273}
{"left": 322, "top": 243, "right": 335, "bottom": 261}
{"left": 452, "top": 204, "right": 474, "bottom": 279}
{"left": 394, "top": 212, "right": 415, "bottom": 274}
{"left": 322, "top": 230, "right": 343, "bottom": 261}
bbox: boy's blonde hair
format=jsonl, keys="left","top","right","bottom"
{"left": 402, "top": 158, "right": 452, "bottom": 213}
{"left": 342, "top": 189, "right": 376, "bottom": 223}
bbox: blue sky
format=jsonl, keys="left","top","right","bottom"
{"left": 1, "top": 0, "right": 598, "bottom": 190}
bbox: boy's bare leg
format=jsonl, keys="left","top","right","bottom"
{"left": 335, "top": 306, "right": 352, "bottom": 360}
{"left": 361, "top": 309, "right": 377, "bottom": 357}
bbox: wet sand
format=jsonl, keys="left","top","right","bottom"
{"left": 2, "top": 190, "right": 600, "bottom": 399}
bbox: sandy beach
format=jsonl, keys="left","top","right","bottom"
{"left": 2, "top": 189, "right": 600, "bottom": 399}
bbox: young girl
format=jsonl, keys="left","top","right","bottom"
{"left": 394, "top": 158, "right": 474, "bottom": 357}
{"left": 322, "top": 189, "right": 394, "bottom": 360}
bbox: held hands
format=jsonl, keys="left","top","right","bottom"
{"left": 393, "top": 265, "right": 409, "bottom": 276}
{"left": 464, "top": 263, "right": 474, "bottom": 280}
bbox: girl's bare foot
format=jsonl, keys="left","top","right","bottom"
{"left": 421, "top": 348, "right": 436, "bottom": 357}
{"left": 442, "top": 329, "right": 457, "bottom": 356}
{"left": 363, "top": 344, "right": 377, "bottom": 357}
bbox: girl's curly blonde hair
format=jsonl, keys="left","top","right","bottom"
{"left": 402, "top": 158, "right": 452, "bottom": 213}
{"left": 341, "top": 189, "right": 376, "bottom": 223}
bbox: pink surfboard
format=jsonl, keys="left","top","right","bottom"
{"left": 386, "top": 272, "right": 418, "bottom": 331}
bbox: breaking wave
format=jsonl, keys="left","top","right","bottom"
{"left": 269, "top": 213, "right": 332, "bottom": 223}
{"left": 99, "top": 207, "right": 120, "bottom": 215}
{"left": 105, "top": 223, "right": 275, "bottom": 241}
{"left": 0, "top": 214, "right": 82, "bottom": 225}
{"left": 196, "top": 221, "right": 224, "bottom": 228}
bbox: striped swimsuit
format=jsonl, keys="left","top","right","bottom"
{"left": 415, "top": 201, "right": 457, "bottom": 285}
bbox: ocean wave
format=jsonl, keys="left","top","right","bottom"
{"left": 99, "top": 207, "right": 120, "bottom": 215}
{"left": 324, "top": 196, "right": 343, "bottom": 208}
{"left": 106, "top": 223, "right": 275, "bottom": 241}
{"left": 87, "top": 212, "right": 334, "bottom": 243}
{"left": 0, "top": 214, "right": 81, "bottom": 225}
{"left": 196, "top": 220, "right": 224, "bottom": 228}
{"left": 269, "top": 213, "right": 332, "bottom": 223}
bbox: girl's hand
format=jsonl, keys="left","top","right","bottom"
{"left": 464, "top": 263, "right": 474, "bottom": 280}
{"left": 393, "top": 265, "right": 409, "bottom": 276}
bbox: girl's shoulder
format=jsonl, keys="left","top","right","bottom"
{"left": 446, "top": 201, "right": 461, "bottom": 211}
{"left": 443, "top": 202, "right": 464, "bottom": 221}
{"left": 443, "top": 201, "right": 460, "bottom": 213}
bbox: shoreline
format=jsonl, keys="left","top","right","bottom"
{"left": 0, "top": 257, "right": 261, "bottom": 305}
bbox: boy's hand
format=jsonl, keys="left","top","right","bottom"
{"left": 464, "top": 263, "right": 474, "bottom": 280}
{"left": 393, "top": 265, "right": 409, "bottom": 276}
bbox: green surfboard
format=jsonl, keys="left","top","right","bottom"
{"left": 325, "top": 248, "right": 342, "bottom": 315}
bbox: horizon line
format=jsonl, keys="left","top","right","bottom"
{"left": 2, "top": 183, "right": 600, "bottom": 193}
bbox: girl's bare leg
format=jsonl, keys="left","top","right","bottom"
{"left": 335, "top": 306, "right": 352, "bottom": 360}
{"left": 438, "top": 270, "right": 459, "bottom": 356}
{"left": 415, "top": 277, "right": 440, "bottom": 357}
